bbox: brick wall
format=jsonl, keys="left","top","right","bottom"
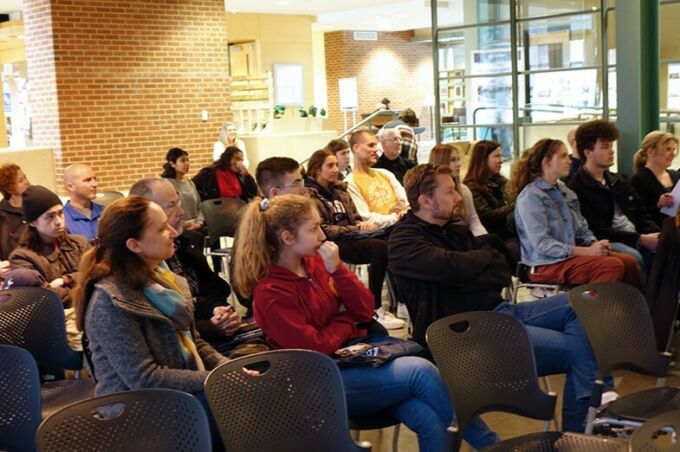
{"left": 324, "top": 31, "right": 433, "bottom": 139}
{"left": 23, "top": 0, "right": 231, "bottom": 193}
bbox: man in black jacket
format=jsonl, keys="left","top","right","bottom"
{"left": 568, "top": 120, "right": 659, "bottom": 272}
{"left": 389, "top": 164, "right": 611, "bottom": 433}
{"left": 129, "top": 178, "right": 240, "bottom": 344}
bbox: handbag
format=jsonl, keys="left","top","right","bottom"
{"left": 333, "top": 334, "right": 423, "bottom": 368}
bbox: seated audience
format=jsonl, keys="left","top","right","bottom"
{"left": 232, "top": 193, "right": 498, "bottom": 451}
{"left": 429, "top": 143, "right": 486, "bottom": 236}
{"left": 326, "top": 138, "right": 352, "bottom": 180}
{"left": 161, "top": 147, "right": 205, "bottom": 232}
{"left": 631, "top": 131, "right": 680, "bottom": 226}
{"left": 345, "top": 129, "right": 409, "bottom": 228}
{"left": 63, "top": 164, "right": 103, "bottom": 243}
{"left": 72, "top": 196, "right": 225, "bottom": 446}
{"left": 193, "top": 146, "right": 257, "bottom": 202}
{"left": 564, "top": 128, "right": 582, "bottom": 183}
{"left": 511, "top": 139, "right": 640, "bottom": 287}
{"left": 129, "top": 178, "right": 239, "bottom": 351}
{"left": 212, "top": 121, "right": 249, "bottom": 168}
{"left": 0, "top": 163, "right": 30, "bottom": 260}
{"left": 9, "top": 185, "right": 90, "bottom": 349}
{"left": 374, "top": 127, "right": 416, "bottom": 184}
{"left": 388, "top": 164, "right": 614, "bottom": 432}
{"left": 304, "top": 149, "right": 403, "bottom": 330}
{"left": 568, "top": 120, "right": 659, "bottom": 273}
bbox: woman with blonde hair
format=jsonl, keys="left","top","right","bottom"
{"left": 232, "top": 194, "right": 498, "bottom": 452}
{"left": 212, "top": 122, "right": 249, "bottom": 168}
{"left": 429, "top": 143, "right": 486, "bottom": 236}
{"left": 631, "top": 131, "right": 680, "bottom": 225}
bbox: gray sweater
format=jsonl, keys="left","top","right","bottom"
{"left": 85, "top": 275, "right": 226, "bottom": 397}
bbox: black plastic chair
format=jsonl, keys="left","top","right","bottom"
{"left": 510, "top": 262, "right": 566, "bottom": 303}
{"left": 426, "top": 311, "right": 558, "bottom": 451}
{"left": 483, "top": 431, "right": 628, "bottom": 452}
{"left": 569, "top": 282, "right": 676, "bottom": 435}
{"left": 36, "top": 388, "right": 211, "bottom": 452}
{"left": 201, "top": 197, "right": 246, "bottom": 269}
{"left": 0, "top": 287, "right": 95, "bottom": 418}
{"left": 629, "top": 409, "right": 680, "bottom": 451}
{"left": 349, "top": 413, "right": 400, "bottom": 452}
{"left": 94, "top": 190, "right": 124, "bottom": 207}
{"left": 0, "top": 344, "right": 42, "bottom": 452}
{"left": 205, "top": 349, "right": 371, "bottom": 452}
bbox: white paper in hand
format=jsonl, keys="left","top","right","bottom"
{"left": 660, "top": 179, "right": 680, "bottom": 217}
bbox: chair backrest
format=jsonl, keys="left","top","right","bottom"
{"left": 36, "top": 388, "right": 211, "bottom": 452}
{"left": 200, "top": 197, "right": 246, "bottom": 246}
{"left": 205, "top": 349, "right": 369, "bottom": 452}
{"left": 0, "top": 344, "right": 41, "bottom": 452}
{"left": 630, "top": 409, "right": 680, "bottom": 452}
{"left": 569, "top": 282, "right": 671, "bottom": 378}
{"left": 0, "top": 287, "right": 83, "bottom": 370}
{"left": 94, "top": 191, "right": 124, "bottom": 207}
{"left": 426, "top": 311, "right": 556, "bottom": 443}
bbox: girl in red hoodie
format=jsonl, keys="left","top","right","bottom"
{"left": 232, "top": 194, "right": 498, "bottom": 452}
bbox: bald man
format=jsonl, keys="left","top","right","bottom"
{"left": 63, "top": 164, "right": 103, "bottom": 243}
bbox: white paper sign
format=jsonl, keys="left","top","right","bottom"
{"left": 339, "top": 77, "right": 358, "bottom": 111}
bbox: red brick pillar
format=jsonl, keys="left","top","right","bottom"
{"left": 23, "top": 0, "right": 231, "bottom": 192}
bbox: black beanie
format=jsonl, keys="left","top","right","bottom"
{"left": 23, "top": 185, "right": 63, "bottom": 222}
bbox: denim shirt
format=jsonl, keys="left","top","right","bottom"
{"left": 515, "top": 177, "right": 596, "bottom": 266}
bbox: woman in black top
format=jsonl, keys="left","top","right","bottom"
{"left": 631, "top": 131, "right": 680, "bottom": 226}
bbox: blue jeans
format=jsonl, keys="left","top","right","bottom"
{"left": 495, "top": 294, "right": 607, "bottom": 432}
{"left": 343, "top": 356, "right": 499, "bottom": 452}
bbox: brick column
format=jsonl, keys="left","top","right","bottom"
{"left": 23, "top": 0, "right": 231, "bottom": 192}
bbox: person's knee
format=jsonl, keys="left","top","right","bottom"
{"left": 596, "top": 258, "right": 624, "bottom": 281}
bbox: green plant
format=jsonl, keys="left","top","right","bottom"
{"left": 273, "top": 104, "right": 286, "bottom": 119}
{"left": 298, "top": 107, "right": 309, "bottom": 118}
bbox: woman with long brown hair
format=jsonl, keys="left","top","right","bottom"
{"left": 192, "top": 146, "right": 258, "bottom": 202}
{"left": 463, "top": 140, "right": 515, "bottom": 239}
{"left": 73, "top": 195, "right": 226, "bottom": 446}
{"left": 511, "top": 138, "right": 640, "bottom": 287}
{"left": 232, "top": 194, "right": 498, "bottom": 452}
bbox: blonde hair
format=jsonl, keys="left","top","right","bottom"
{"left": 634, "top": 131, "right": 679, "bottom": 173}
{"left": 233, "top": 194, "right": 317, "bottom": 297}
{"left": 219, "top": 122, "right": 237, "bottom": 146}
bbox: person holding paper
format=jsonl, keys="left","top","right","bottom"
{"left": 631, "top": 131, "right": 680, "bottom": 225}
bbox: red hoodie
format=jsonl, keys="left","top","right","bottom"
{"left": 253, "top": 255, "right": 374, "bottom": 356}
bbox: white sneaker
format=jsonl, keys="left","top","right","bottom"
{"left": 376, "top": 307, "right": 406, "bottom": 330}
{"left": 396, "top": 302, "right": 410, "bottom": 320}
{"left": 599, "top": 391, "right": 619, "bottom": 409}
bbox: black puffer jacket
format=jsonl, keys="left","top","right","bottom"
{"left": 192, "top": 166, "right": 258, "bottom": 202}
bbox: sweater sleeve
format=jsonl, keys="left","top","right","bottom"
{"left": 330, "top": 263, "right": 375, "bottom": 323}
{"left": 388, "top": 222, "right": 496, "bottom": 285}
{"left": 254, "top": 284, "right": 359, "bottom": 356}
{"left": 87, "top": 290, "right": 210, "bottom": 393}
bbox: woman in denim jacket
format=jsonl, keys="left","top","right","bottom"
{"left": 510, "top": 138, "right": 640, "bottom": 287}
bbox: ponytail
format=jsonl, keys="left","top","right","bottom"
{"left": 633, "top": 149, "right": 647, "bottom": 173}
{"left": 509, "top": 138, "right": 564, "bottom": 197}
{"left": 233, "top": 194, "right": 317, "bottom": 297}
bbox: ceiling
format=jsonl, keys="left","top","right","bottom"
{"left": 0, "top": 0, "right": 22, "bottom": 15}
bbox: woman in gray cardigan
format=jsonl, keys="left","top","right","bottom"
{"left": 73, "top": 196, "right": 227, "bottom": 445}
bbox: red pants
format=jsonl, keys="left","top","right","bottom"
{"left": 528, "top": 253, "right": 641, "bottom": 288}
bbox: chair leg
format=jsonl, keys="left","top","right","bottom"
{"left": 351, "top": 429, "right": 360, "bottom": 442}
{"left": 391, "top": 424, "right": 400, "bottom": 452}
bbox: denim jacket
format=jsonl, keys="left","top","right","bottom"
{"left": 515, "top": 177, "right": 596, "bottom": 266}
